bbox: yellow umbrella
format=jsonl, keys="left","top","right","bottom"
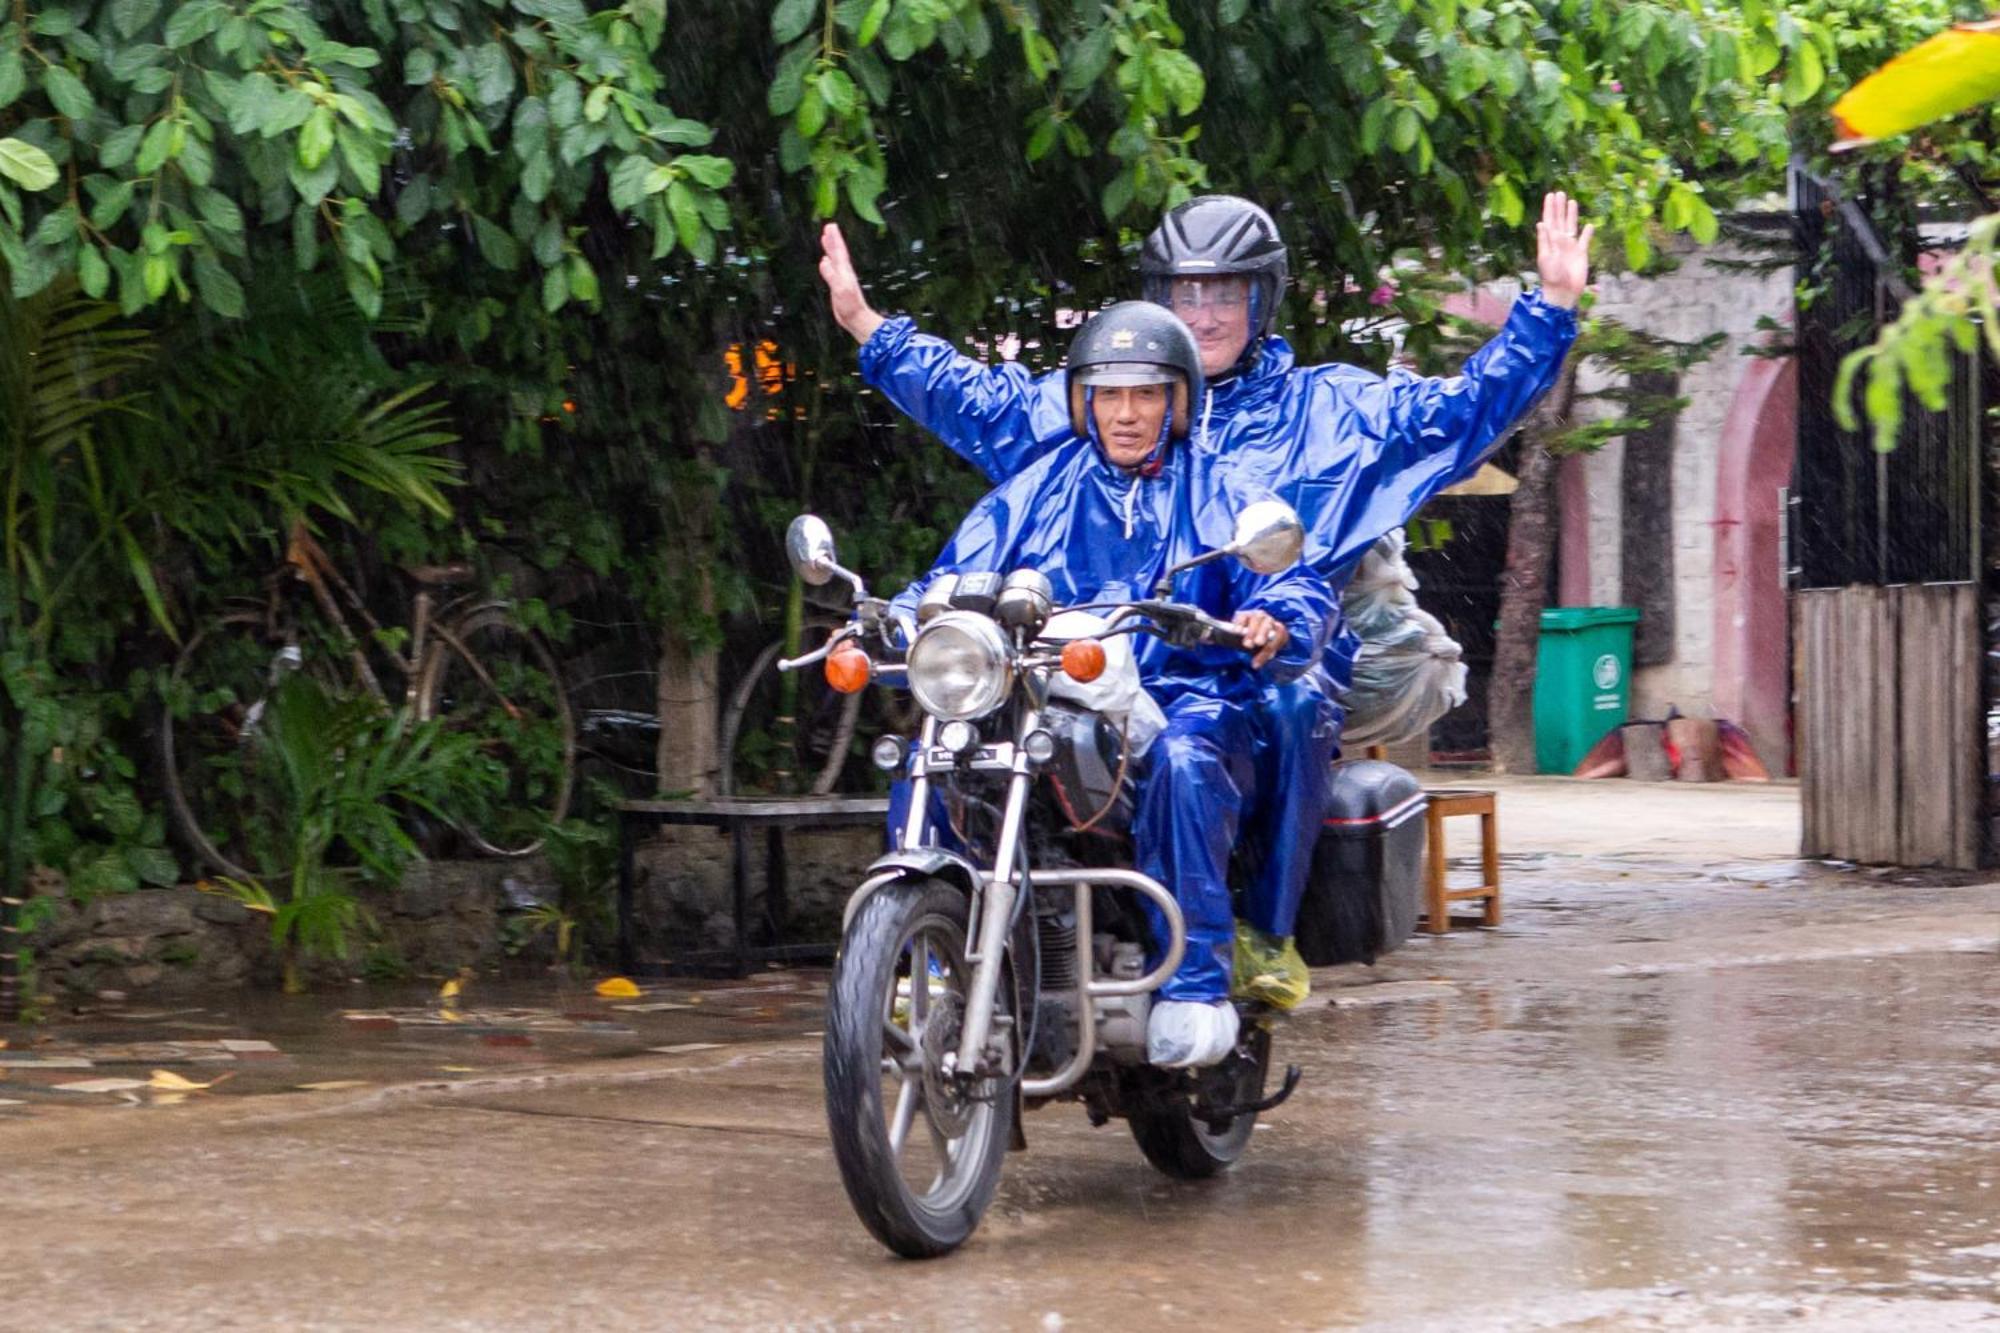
{"left": 1832, "top": 18, "right": 2000, "bottom": 145}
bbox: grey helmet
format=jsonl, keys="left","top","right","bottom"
{"left": 1139, "top": 194, "right": 1289, "bottom": 346}
{"left": 1065, "top": 301, "right": 1205, "bottom": 441}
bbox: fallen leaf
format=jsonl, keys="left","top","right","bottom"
{"left": 594, "top": 976, "right": 642, "bottom": 998}
{"left": 147, "top": 1069, "right": 220, "bottom": 1091}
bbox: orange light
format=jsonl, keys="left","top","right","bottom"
{"left": 561, "top": 399, "right": 577, "bottom": 414}
{"left": 826, "top": 644, "right": 871, "bottom": 694}
{"left": 1061, "top": 639, "right": 1106, "bottom": 684}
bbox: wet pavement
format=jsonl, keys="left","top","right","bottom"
{"left": 4, "top": 778, "right": 1998, "bottom": 1330}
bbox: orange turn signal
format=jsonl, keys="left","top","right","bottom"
{"left": 1060, "top": 638, "right": 1107, "bottom": 684}
{"left": 825, "top": 644, "right": 871, "bottom": 694}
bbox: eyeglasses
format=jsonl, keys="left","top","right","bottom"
{"left": 1167, "top": 282, "right": 1250, "bottom": 314}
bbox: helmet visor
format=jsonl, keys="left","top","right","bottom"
{"left": 1072, "top": 361, "right": 1181, "bottom": 387}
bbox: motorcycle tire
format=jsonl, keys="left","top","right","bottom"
{"left": 824, "top": 879, "right": 1013, "bottom": 1258}
{"left": 1128, "top": 1024, "right": 1271, "bottom": 1180}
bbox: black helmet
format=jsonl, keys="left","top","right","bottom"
{"left": 1140, "top": 195, "right": 1289, "bottom": 345}
{"left": 1066, "top": 301, "right": 1205, "bottom": 441}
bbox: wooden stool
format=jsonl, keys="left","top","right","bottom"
{"left": 1421, "top": 789, "right": 1501, "bottom": 933}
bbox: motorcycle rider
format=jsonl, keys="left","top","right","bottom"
{"left": 822, "top": 191, "right": 1591, "bottom": 1000}
{"left": 888, "top": 302, "right": 1333, "bottom": 1069}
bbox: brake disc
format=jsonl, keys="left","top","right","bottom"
{"left": 920, "top": 992, "right": 978, "bottom": 1138}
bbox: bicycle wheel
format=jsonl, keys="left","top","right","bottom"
{"left": 718, "top": 622, "right": 863, "bottom": 797}
{"left": 159, "top": 607, "right": 344, "bottom": 880}
{"left": 415, "top": 603, "right": 576, "bottom": 857}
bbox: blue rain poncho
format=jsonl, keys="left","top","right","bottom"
{"left": 865, "top": 297, "right": 1576, "bottom": 949}
{"left": 890, "top": 424, "right": 1335, "bottom": 1002}
{"left": 860, "top": 293, "right": 1580, "bottom": 607}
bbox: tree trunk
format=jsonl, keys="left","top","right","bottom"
{"left": 655, "top": 568, "right": 719, "bottom": 799}
{"left": 1487, "top": 354, "right": 1582, "bottom": 775}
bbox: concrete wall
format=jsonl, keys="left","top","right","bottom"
{"left": 1560, "top": 236, "right": 1795, "bottom": 768}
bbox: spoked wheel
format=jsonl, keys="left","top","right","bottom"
{"left": 718, "top": 622, "right": 864, "bottom": 796}
{"left": 159, "top": 607, "right": 340, "bottom": 880}
{"left": 823, "top": 879, "right": 1013, "bottom": 1258}
{"left": 1128, "top": 1020, "right": 1271, "bottom": 1180}
{"left": 416, "top": 604, "right": 576, "bottom": 857}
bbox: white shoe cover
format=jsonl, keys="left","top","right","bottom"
{"left": 1146, "top": 999, "right": 1240, "bottom": 1069}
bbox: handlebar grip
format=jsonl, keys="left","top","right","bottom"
{"left": 1201, "top": 616, "right": 1248, "bottom": 650}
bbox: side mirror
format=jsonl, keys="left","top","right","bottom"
{"left": 786, "top": 514, "right": 839, "bottom": 587}
{"left": 1228, "top": 500, "right": 1305, "bottom": 574}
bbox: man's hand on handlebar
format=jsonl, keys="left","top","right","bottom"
{"left": 1232, "top": 610, "right": 1290, "bottom": 669}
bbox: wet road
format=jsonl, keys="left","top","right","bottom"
{"left": 5, "top": 855, "right": 1997, "bottom": 1331}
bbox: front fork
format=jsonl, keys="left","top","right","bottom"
{"left": 952, "top": 709, "right": 1037, "bottom": 1076}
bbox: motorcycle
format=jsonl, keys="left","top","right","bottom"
{"left": 783, "top": 501, "right": 1432, "bottom": 1259}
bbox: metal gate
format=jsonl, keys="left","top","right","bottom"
{"left": 1788, "top": 161, "right": 1994, "bottom": 867}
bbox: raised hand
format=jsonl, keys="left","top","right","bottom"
{"left": 818, "top": 222, "right": 885, "bottom": 344}
{"left": 1535, "top": 191, "right": 1594, "bottom": 310}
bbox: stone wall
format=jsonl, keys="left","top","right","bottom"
{"left": 22, "top": 826, "right": 882, "bottom": 1002}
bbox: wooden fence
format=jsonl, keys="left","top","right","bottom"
{"left": 1796, "top": 584, "right": 1982, "bottom": 868}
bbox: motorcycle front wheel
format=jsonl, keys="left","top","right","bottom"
{"left": 1128, "top": 1022, "right": 1272, "bottom": 1180}
{"left": 823, "top": 879, "right": 1012, "bottom": 1258}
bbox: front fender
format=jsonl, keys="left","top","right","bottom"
{"left": 841, "top": 847, "right": 985, "bottom": 933}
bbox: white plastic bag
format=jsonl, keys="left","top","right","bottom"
{"left": 1339, "top": 530, "right": 1468, "bottom": 748}
{"left": 1042, "top": 610, "right": 1167, "bottom": 755}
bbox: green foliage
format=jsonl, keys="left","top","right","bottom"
{"left": 1835, "top": 211, "right": 1998, "bottom": 450}
{"left": 0, "top": 650, "right": 178, "bottom": 899}
{"left": 205, "top": 671, "right": 488, "bottom": 988}
{"left": 506, "top": 815, "right": 616, "bottom": 965}
{"left": 0, "top": 1, "right": 729, "bottom": 318}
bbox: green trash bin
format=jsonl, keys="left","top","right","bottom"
{"left": 1533, "top": 606, "right": 1640, "bottom": 775}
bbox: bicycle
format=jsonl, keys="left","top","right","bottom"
{"left": 160, "top": 521, "right": 576, "bottom": 880}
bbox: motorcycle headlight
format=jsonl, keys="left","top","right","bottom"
{"left": 907, "top": 612, "right": 1014, "bottom": 722}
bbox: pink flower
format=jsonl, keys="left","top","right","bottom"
{"left": 1369, "top": 284, "right": 1396, "bottom": 307}
{"left": 1609, "top": 80, "right": 1623, "bottom": 93}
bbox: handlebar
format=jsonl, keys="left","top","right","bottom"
{"left": 779, "top": 596, "right": 1255, "bottom": 676}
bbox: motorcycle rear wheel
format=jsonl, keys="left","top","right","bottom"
{"left": 823, "top": 879, "right": 1013, "bottom": 1258}
{"left": 1128, "top": 1023, "right": 1271, "bottom": 1180}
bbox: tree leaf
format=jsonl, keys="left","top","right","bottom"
{"left": 1389, "top": 106, "right": 1420, "bottom": 153}
{"left": 298, "top": 105, "right": 336, "bottom": 170}
{"left": 77, "top": 243, "right": 109, "bottom": 297}
{"left": 676, "top": 154, "right": 734, "bottom": 189}
{"left": 137, "top": 118, "right": 176, "bottom": 174}
{"left": 43, "top": 66, "right": 97, "bottom": 121}
{"left": 1062, "top": 25, "right": 1115, "bottom": 94}
{"left": 568, "top": 254, "right": 599, "bottom": 304}
{"left": 653, "top": 117, "right": 714, "bottom": 147}
{"left": 541, "top": 260, "right": 569, "bottom": 312}
{"left": 163, "top": 0, "right": 228, "bottom": 47}
{"left": 1780, "top": 37, "right": 1824, "bottom": 107}
{"left": 113, "top": 0, "right": 163, "bottom": 38}
{"left": 771, "top": 0, "right": 816, "bottom": 45}
{"left": 473, "top": 213, "right": 520, "bottom": 269}
{"left": 0, "top": 49, "right": 24, "bottom": 109}
{"left": 521, "top": 149, "right": 552, "bottom": 202}
{"left": 1101, "top": 169, "right": 1134, "bottom": 221}
{"left": 0, "top": 137, "right": 59, "bottom": 192}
